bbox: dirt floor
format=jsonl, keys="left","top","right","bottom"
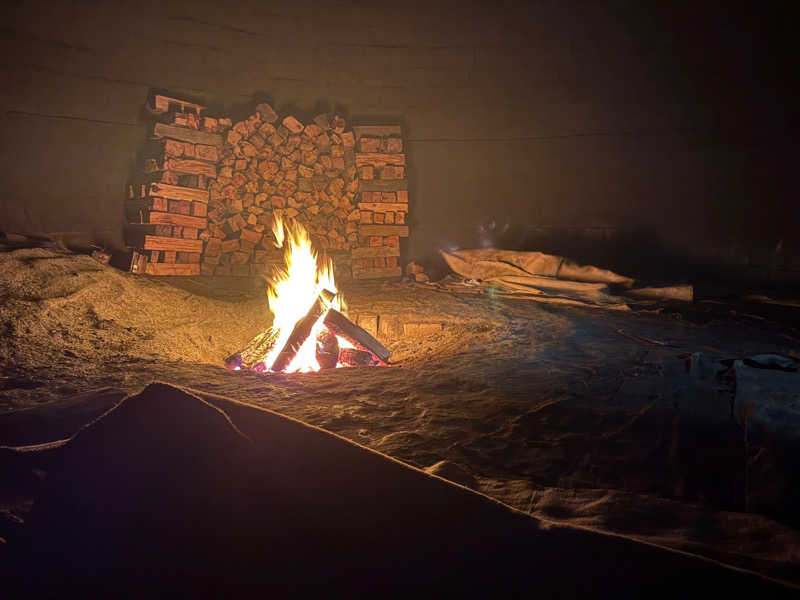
{"left": 2, "top": 247, "right": 800, "bottom": 585}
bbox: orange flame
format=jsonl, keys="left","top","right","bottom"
{"left": 261, "top": 216, "right": 347, "bottom": 373}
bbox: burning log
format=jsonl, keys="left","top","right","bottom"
{"left": 270, "top": 289, "right": 336, "bottom": 372}
{"left": 224, "top": 329, "right": 274, "bottom": 371}
{"left": 323, "top": 309, "right": 390, "bottom": 364}
{"left": 338, "top": 348, "right": 375, "bottom": 367}
{"left": 316, "top": 331, "right": 340, "bottom": 369}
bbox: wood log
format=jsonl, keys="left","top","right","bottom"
{"left": 385, "top": 138, "right": 403, "bottom": 153}
{"left": 152, "top": 95, "right": 206, "bottom": 115}
{"left": 352, "top": 125, "right": 402, "bottom": 138}
{"left": 130, "top": 250, "right": 147, "bottom": 274}
{"left": 153, "top": 123, "right": 224, "bottom": 148}
{"left": 355, "top": 153, "right": 405, "bottom": 167}
{"left": 337, "top": 348, "right": 374, "bottom": 367}
{"left": 380, "top": 166, "right": 405, "bottom": 179}
{"left": 359, "top": 224, "right": 409, "bottom": 237}
{"left": 148, "top": 182, "right": 209, "bottom": 203}
{"left": 191, "top": 202, "right": 208, "bottom": 217}
{"left": 147, "top": 211, "right": 207, "bottom": 229}
{"left": 195, "top": 144, "right": 219, "bottom": 162}
{"left": 145, "top": 263, "right": 201, "bottom": 276}
{"left": 168, "top": 199, "right": 192, "bottom": 215}
{"left": 359, "top": 137, "right": 382, "bottom": 152}
{"left": 143, "top": 235, "right": 203, "bottom": 253}
{"left": 270, "top": 292, "right": 329, "bottom": 372}
{"left": 224, "top": 329, "right": 274, "bottom": 371}
{"left": 282, "top": 116, "right": 304, "bottom": 134}
{"left": 323, "top": 309, "right": 390, "bottom": 363}
{"left": 316, "top": 331, "right": 340, "bottom": 369}
{"left": 171, "top": 112, "right": 199, "bottom": 129}
{"left": 357, "top": 202, "right": 408, "bottom": 212}
{"left": 145, "top": 158, "right": 216, "bottom": 178}
{"left": 359, "top": 179, "right": 408, "bottom": 192}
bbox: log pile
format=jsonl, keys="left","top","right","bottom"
{"left": 127, "top": 96, "right": 410, "bottom": 279}
{"left": 127, "top": 95, "right": 225, "bottom": 275}
{"left": 352, "top": 126, "right": 409, "bottom": 279}
{"left": 204, "top": 105, "right": 363, "bottom": 277}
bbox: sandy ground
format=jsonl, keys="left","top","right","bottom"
{"left": 1, "top": 247, "right": 799, "bottom": 584}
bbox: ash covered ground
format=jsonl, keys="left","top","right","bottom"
{"left": 1, "top": 247, "right": 799, "bottom": 584}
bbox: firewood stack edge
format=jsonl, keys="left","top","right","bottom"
{"left": 127, "top": 95, "right": 410, "bottom": 280}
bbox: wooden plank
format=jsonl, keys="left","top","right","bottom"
{"left": 358, "top": 202, "right": 408, "bottom": 212}
{"left": 143, "top": 235, "right": 203, "bottom": 253}
{"left": 355, "top": 153, "right": 405, "bottom": 167}
{"left": 351, "top": 246, "right": 401, "bottom": 258}
{"left": 359, "top": 179, "right": 408, "bottom": 192}
{"left": 359, "top": 225, "right": 409, "bottom": 237}
{"left": 145, "top": 158, "right": 216, "bottom": 178}
{"left": 147, "top": 211, "right": 207, "bottom": 229}
{"left": 153, "top": 123, "right": 223, "bottom": 148}
{"left": 352, "top": 125, "right": 402, "bottom": 139}
{"left": 152, "top": 95, "right": 206, "bottom": 114}
{"left": 145, "top": 263, "right": 201, "bottom": 276}
{"left": 148, "top": 182, "right": 209, "bottom": 203}
{"left": 352, "top": 266, "right": 403, "bottom": 280}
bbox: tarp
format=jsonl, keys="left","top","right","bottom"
{"left": 440, "top": 249, "right": 693, "bottom": 306}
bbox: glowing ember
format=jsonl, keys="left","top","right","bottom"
{"left": 260, "top": 216, "right": 351, "bottom": 373}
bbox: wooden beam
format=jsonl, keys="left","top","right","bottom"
{"left": 352, "top": 125, "right": 402, "bottom": 139}
{"left": 145, "top": 263, "right": 201, "bottom": 276}
{"left": 153, "top": 123, "right": 223, "bottom": 148}
{"left": 352, "top": 266, "right": 403, "bottom": 280}
{"left": 355, "top": 153, "right": 406, "bottom": 167}
{"left": 359, "top": 179, "right": 408, "bottom": 192}
{"left": 359, "top": 225, "right": 409, "bottom": 237}
{"left": 148, "top": 182, "right": 209, "bottom": 203}
{"left": 152, "top": 95, "right": 207, "bottom": 114}
{"left": 358, "top": 202, "right": 408, "bottom": 212}
{"left": 143, "top": 235, "right": 203, "bottom": 253}
{"left": 351, "top": 246, "right": 400, "bottom": 258}
{"left": 145, "top": 158, "right": 217, "bottom": 178}
{"left": 147, "top": 212, "right": 207, "bottom": 229}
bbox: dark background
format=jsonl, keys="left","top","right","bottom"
{"left": 0, "top": 0, "right": 796, "bottom": 285}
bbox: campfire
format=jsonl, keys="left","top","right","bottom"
{"left": 225, "top": 217, "right": 389, "bottom": 373}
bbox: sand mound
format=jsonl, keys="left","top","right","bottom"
{"left": 3, "top": 382, "right": 793, "bottom": 595}
{"left": 0, "top": 248, "right": 269, "bottom": 370}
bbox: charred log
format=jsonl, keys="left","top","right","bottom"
{"left": 323, "top": 309, "right": 390, "bottom": 363}
{"left": 338, "top": 348, "right": 375, "bottom": 367}
{"left": 316, "top": 331, "right": 340, "bottom": 369}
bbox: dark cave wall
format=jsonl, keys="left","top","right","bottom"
{"left": 0, "top": 0, "right": 795, "bottom": 284}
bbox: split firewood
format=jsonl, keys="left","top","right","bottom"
{"left": 224, "top": 329, "right": 276, "bottom": 371}
{"left": 338, "top": 348, "right": 375, "bottom": 367}
{"left": 316, "top": 331, "right": 340, "bottom": 369}
{"left": 323, "top": 309, "right": 390, "bottom": 363}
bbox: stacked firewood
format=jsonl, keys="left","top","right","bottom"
{"left": 351, "top": 126, "right": 409, "bottom": 279}
{"left": 127, "top": 96, "right": 410, "bottom": 279}
{"left": 127, "top": 95, "right": 226, "bottom": 275}
{"left": 205, "top": 104, "right": 364, "bottom": 277}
